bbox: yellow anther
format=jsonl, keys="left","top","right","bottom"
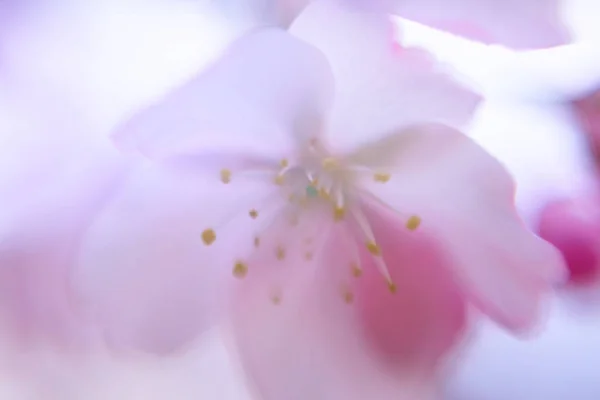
{"left": 201, "top": 229, "right": 216, "bottom": 246}
{"left": 305, "top": 251, "right": 313, "bottom": 261}
{"left": 333, "top": 206, "right": 346, "bottom": 222}
{"left": 274, "top": 174, "right": 285, "bottom": 185}
{"left": 280, "top": 158, "right": 289, "bottom": 168}
{"left": 319, "top": 187, "right": 330, "bottom": 200}
{"left": 373, "top": 173, "right": 391, "bottom": 183}
{"left": 322, "top": 157, "right": 338, "bottom": 170}
{"left": 271, "top": 294, "right": 282, "bottom": 305}
{"left": 233, "top": 261, "right": 248, "bottom": 279}
{"left": 387, "top": 281, "right": 397, "bottom": 294}
{"left": 406, "top": 215, "right": 421, "bottom": 231}
{"left": 220, "top": 169, "right": 231, "bottom": 184}
{"left": 249, "top": 209, "right": 259, "bottom": 219}
{"left": 351, "top": 262, "right": 363, "bottom": 278}
{"left": 311, "top": 177, "right": 319, "bottom": 186}
{"left": 253, "top": 236, "right": 260, "bottom": 248}
{"left": 366, "top": 241, "right": 381, "bottom": 256}
{"left": 276, "top": 246, "right": 286, "bottom": 260}
{"left": 343, "top": 290, "right": 354, "bottom": 304}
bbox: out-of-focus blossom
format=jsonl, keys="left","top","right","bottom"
{"left": 70, "top": 1, "right": 563, "bottom": 398}
{"left": 573, "top": 86, "right": 600, "bottom": 163}
{"left": 537, "top": 197, "right": 600, "bottom": 285}
{"left": 216, "top": 0, "right": 570, "bottom": 49}
{"left": 0, "top": 79, "right": 129, "bottom": 348}
{"left": 534, "top": 87, "right": 600, "bottom": 287}
{"left": 0, "top": 0, "right": 241, "bottom": 350}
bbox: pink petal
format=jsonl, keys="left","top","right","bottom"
{"left": 289, "top": 0, "right": 481, "bottom": 153}
{"left": 0, "top": 96, "right": 127, "bottom": 347}
{"left": 393, "top": 0, "right": 569, "bottom": 49}
{"left": 537, "top": 197, "right": 600, "bottom": 285}
{"left": 230, "top": 211, "right": 465, "bottom": 399}
{"left": 360, "top": 124, "right": 566, "bottom": 331}
{"left": 112, "top": 28, "right": 334, "bottom": 161}
{"left": 73, "top": 162, "right": 276, "bottom": 354}
{"left": 77, "top": 28, "right": 334, "bottom": 354}
{"left": 355, "top": 204, "right": 467, "bottom": 374}
{"left": 573, "top": 87, "right": 600, "bottom": 164}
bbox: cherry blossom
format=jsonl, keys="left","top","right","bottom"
{"left": 71, "top": 1, "right": 564, "bottom": 398}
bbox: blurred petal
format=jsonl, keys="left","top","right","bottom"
{"left": 74, "top": 28, "right": 335, "bottom": 353}
{"left": 538, "top": 197, "right": 600, "bottom": 285}
{"left": 353, "top": 206, "right": 467, "bottom": 373}
{"left": 289, "top": 0, "right": 480, "bottom": 152}
{"left": 0, "top": 92, "right": 127, "bottom": 347}
{"left": 393, "top": 0, "right": 569, "bottom": 49}
{"left": 74, "top": 161, "right": 279, "bottom": 353}
{"left": 360, "top": 124, "right": 565, "bottom": 331}
{"left": 573, "top": 87, "right": 600, "bottom": 163}
{"left": 113, "top": 28, "right": 333, "bottom": 160}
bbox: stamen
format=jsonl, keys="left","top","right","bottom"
{"left": 322, "top": 157, "right": 338, "bottom": 170}
{"left": 387, "top": 281, "right": 397, "bottom": 294}
{"left": 351, "top": 262, "right": 363, "bottom": 278}
{"left": 253, "top": 236, "right": 260, "bottom": 248}
{"left": 280, "top": 159, "right": 289, "bottom": 168}
{"left": 343, "top": 289, "right": 354, "bottom": 304}
{"left": 249, "top": 209, "right": 259, "bottom": 219}
{"left": 271, "top": 294, "right": 282, "bottom": 305}
{"left": 366, "top": 241, "right": 381, "bottom": 256}
{"left": 274, "top": 164, "right": 294, "bottom": 186}
{"left": 406, "top": 215, "right": 421, "bottom": 231}
{"left": 373, "top": 172, "right": 391, "bottom": 183}
{"left": 333, "top": 206, "right": 346, "bottom": 221}
{"left": 273, "top": 174, "right": 285, "bottom": 185}
{"left": 333, "top": 187, "right": 346, "bottom": 222}
{"left": 305, "top": 171, "right": 317, "bottom": 183}
{"left": 233, "top": 261, "right": 248, "bottom": 278}
{"left": 276, "top": 245, "right": 286, "bottom": 260}
{"left": 201, "top": 229, "right": 216, "bottom": 246}
{"left": 359, "top": 190, "right": 422, "bottom": 234}
{"left": 305, "top": 251, "right": 313, "bottom": 261}
{"left": 350, "top": 207, "right": 394, "bottom": 283}
{"left": 220, "top": 169, "right": 232, "bottom": 184}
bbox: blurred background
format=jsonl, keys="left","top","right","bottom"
{"left": 1, "top": 0, "right": 600, "bottom": 398}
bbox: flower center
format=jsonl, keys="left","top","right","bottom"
{"left": 201, "top": 137, "right": 422, "bottom": 304}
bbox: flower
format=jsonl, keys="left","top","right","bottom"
{"left": 216, "top": 0, "right": 569, "bottom": 49}
{"left": 573, "top": 86, "right": 600, "bottom": 164}
{"left": 537, "top": 197, "right": 600, "bottom": 285}
{"left": 533, "top": 88, "right": 600, "bottom": 286}
{"left": 72, "top": 1, "right": 564, "bottom": 397}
